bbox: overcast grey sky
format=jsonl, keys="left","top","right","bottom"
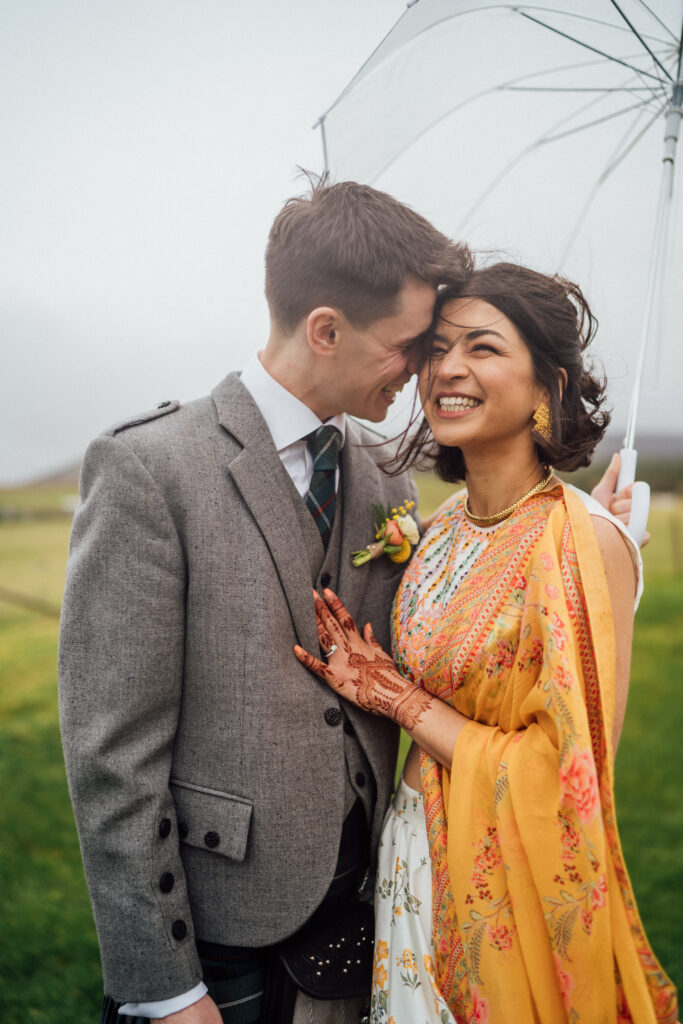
{"left": 2, "top": 0, "right": 681, "bottom": 485}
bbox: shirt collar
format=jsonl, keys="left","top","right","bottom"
{"left": 240, "top": 352, "right": 346, "bottom": 453}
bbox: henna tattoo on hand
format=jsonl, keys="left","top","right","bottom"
{"left": 345, "top": 652, "right": 432, "bottom": 730}
{"left": 296, "top": 590, "right": 433, "bottom": 733}
{"left": 391, "top": 685, "right": 433, "bottom": 732}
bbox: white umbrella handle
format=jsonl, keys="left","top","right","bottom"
{"left": 616, "top": 447, "right": 650, "bottom": 546}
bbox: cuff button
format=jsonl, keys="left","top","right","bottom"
{"left": 204, "top": 830, "right": 220, "bottom": 848}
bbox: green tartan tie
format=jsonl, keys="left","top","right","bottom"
{"left": 304, "top": 425, "right": 342, "bottom": 548}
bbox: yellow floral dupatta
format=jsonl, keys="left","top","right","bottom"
{"left": 392, "top": 485, "right": 677, "bottom": 1024}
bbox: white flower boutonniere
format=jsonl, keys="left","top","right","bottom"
{"left": 351, "top": 499, "right": 419, "bottom": 567}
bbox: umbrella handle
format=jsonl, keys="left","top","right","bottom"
{"left": 616, "top": 447, "right": 637, "bottom": 489}
{"left": 616, "top": 448, "right": 650, "bottom": 545}
{"left": 628, "top": 482, "right": 651, "bottom": 548}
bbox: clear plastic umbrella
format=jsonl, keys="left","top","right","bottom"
{"left": 315, "top": 1, "right": 683, "bottom": 542}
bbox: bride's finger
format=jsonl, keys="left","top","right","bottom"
{"left": 294, "top": 644, "right": 336, "bottom": 686}
{"left": 313, "top": 590, "right": 346, "bottom": 645}
{"left": 323, "top": 588, "right": 359, "bottom": 634}
{"left": 315, "top": 611, "right": 334, "bottom": 652}
{"left": 363, "top": 622, "right": 384, "bottom": 652}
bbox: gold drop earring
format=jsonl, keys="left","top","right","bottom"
{"left": 532, "top": 402, "right": 552, "bottom": 442}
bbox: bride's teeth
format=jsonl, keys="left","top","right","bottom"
{"left": 439, "top": 396, "right": 481, "bottom": 409}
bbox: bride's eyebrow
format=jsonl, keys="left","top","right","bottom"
{"left": 432, "top": 326, "right": 504, "bottom": 342}
{"left": 467, "top": 328, "right": 504, "bottom": 340}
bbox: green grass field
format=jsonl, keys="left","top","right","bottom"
{"left": 0, "top": 481, "right": 681, "bottom": 1022}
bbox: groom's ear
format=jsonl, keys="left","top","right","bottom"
{"left": 307, "top": 307, "right": 341, "bottom": 356}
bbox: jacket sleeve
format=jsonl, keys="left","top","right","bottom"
{"left": 58, "top": 433, "right": 203, "bottom": 1002}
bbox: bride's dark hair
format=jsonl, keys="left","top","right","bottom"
{"left": 392, "top": 262, "right": 611, "bottom": 482}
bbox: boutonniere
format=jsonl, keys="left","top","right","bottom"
{"left": 351, "top": 500, "right": 419, "bottom": 566}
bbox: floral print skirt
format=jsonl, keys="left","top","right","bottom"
{"left": 371, "top": 778, "right": 456, "bottom": 1024}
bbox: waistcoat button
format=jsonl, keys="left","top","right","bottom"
{"left": 320, "top": 572, "right": 331, "bottom": 588}
{"left": 158, "top": 818, "right": 171, "bottom": 839}
{"left": 171, "top": 919, "right": 187, "bottom": 941}
{"left": 355, "top": 772, "right": 366, "bottom": 788}
{"left": 159, "top": 872, "right": 175, "bottom": 893}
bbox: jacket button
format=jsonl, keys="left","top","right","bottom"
{"left": 343, "top": 719, "right": 354, "bottom": 736}
{"left": 171, "top": 919, "right": 187, "bottom": 941}
{"left": 157, "top": 400, "right": 171, "bottom": 408}
{"left": 158, "top": 818, "right": 171, "bottom": 839}
{"left": 178, "top": 822, "right": 188, "bottom": 840}
{"left": 355, "top": 772, "right": 366, "bottom": 788}
{"left": 159, "top": 872, "right": 175, "bottom": 894}
{"left": 324, "top": 707, "right": 342, "bottom": 727}
{"left": 320, "top": 572, "right": 331, "bottom": 588}
{"left": 204, "top": 830, "right": 220, "bottom": 848}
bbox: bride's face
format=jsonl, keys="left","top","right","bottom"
{"left": 418, "top": 297, "right": 547, "bottom": 454}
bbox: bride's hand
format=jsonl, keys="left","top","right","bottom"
{"left": 293, "top": 589, "right": 431, "bottom": 730}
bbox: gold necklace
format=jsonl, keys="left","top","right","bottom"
{"left": 464, "top": 466, "right": 555, "bottom": 526}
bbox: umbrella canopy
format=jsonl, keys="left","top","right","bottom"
{"left": 316, "top": 1, "right": 683, "bottom": 468}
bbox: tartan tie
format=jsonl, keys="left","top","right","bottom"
{"left": 304, "top": 425, "right": 342, "bottom": 547}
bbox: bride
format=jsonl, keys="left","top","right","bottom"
{"left": 295, "top": 263, "right": 678, "bottom": 1024}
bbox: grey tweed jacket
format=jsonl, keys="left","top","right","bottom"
{"left": 58, "top": 372, "right": 417, "bottom": 1003}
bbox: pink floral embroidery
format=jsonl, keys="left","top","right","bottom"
{"left": 553, "top": 666, "right": 574, "bottom": 691}
{"left": 554, "top": 954, "right": 575, "bottom": 1010}
{"left": 540, "top": 551, "right": 554, "bottom": 571}
{"left": 560, "top": 748, "right": 600, "bottom": 824}
{"left": 550, "top": 611, "right": 567, "bottom": 650}
{"left": 545, "top": 583, "right": 559, "bottom": 600}
{"left": 486, "top": 639, "right": 516, "bottom": 677}
{"left": 591, "top": 874, "right": 608, "bottom": 909}
{"left": 471, "top": 986, "right": 490, "bottom": 1023}
{"left": 487, "top": 924, "right": 513, "bottom": 951}
{"left": 511, "top": 572, "right": 527, "bottom": 591}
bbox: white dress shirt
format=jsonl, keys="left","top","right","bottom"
{"left": 119, "top": 354, "right": 346, "bottom": 1018}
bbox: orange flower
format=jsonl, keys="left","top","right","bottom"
{"left": 560, "top": 748, "right": 600, "bottom": 824}
{"left": 375, "top": 939, "right": 389, "bottom": 960}
{"left": 374, "top": 962, "right": 388, "bottom": 988}
{"left": 396, "top": 949, "right": 417, "bottom": 969}
{"left": 384, "top": 519, "right": 403, "bottom": 546}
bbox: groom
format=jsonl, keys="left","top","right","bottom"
{"left": 59, "top": 178, "right": 629, "bottom": 1024}
{"left": 59, "top": 178, "right": 471, "bottom": 1024}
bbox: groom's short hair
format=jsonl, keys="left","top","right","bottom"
{"left": 265, "top": 176, "right": 472, "bottom": 333}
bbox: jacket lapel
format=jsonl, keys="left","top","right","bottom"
{"left": 212, "top": 374, "right": 319, "bottom": 655}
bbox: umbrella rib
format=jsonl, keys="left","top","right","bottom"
{"left": 503, "top": 85, "right": 659, "bottom": 92}
{"left": 633, "top": 0, "right": 678, "bottom": 43}
{"left": 456, "top": 72, "right": 656, "bottom": 234}
{"left": 519, "top": 4, "right": 670, "bottom": 46}
{"left": 607, "top": 0, "right": 673, "bottom": 80}
{"left": 542, "top": 98, "right": 664, "bottom": 143}
{"left": 560, "top": 102, "right": 667, "bottom": 263}
{"left": 516, "top": 9, "right": 669, "bottom": 85}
